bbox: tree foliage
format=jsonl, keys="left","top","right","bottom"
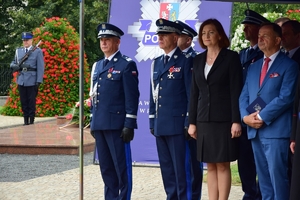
{"left": 0, "top": 0, "right": 25, "bottom": 63}
{"left": 0, "top": 0, "right": 109, "bottom": 67}
{"left": 231, "top": 2, "right": 300, "bottom": 39}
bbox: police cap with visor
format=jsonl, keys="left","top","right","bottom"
{"left": 21, "top": 32, "right": 33, "bottom": 40}
{"left": 241, "top": 10, "right": 270, "bottom": 25}
{"left": 97, "top": 23, "right": 124, "bottom": 39}
{"left": 156, "top": 18, "right": 183, "bottom": 35}
{"left": 175, "top": 20, "right": 197, "bottom": 38}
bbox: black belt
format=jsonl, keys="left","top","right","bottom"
{"left": 21, "top": 67, "right": 37, "bottom": 72}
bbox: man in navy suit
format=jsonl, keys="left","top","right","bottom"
{"left": 281, "top": 19, "right": 300, "bottom": 186}
{"left": 10, "top": 32, "right": 44, "bottom": 125}
{"left": 281, "top": 20, "right": 300, "bottom": 66}
{"left": 90, "top": 23, "right": 139, "bottom": 200}
{"left": 238, "top": 10, "right": 269, "bottom": 200}
{"left": 176, "top": 19, "right": 203, "bottom": 200}
{"left": 239, "top": 23, "right": 299, "bottom": 200}
{"left": 149, "top": 18, "right": 192, "bottom": 200}
{"left": 284, "top": 20, "right": 300, "bottom": 200}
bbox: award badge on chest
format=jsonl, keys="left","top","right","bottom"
{"left": 167, "top": 66, "right": 175, "bottom": 79}
{"left": 107, "top": 67, "right": 113, "bottom": 78}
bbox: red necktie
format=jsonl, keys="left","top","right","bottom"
{"left": 260, "top": 57, "right": 271, "bottom": 86}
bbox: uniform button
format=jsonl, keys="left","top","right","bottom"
{"left": 182, "top": 114, "right": 184, "bottom": 116}
{"left": 160, "top": 87, "right": 162, "bottom": 90}
{"left": 97, "top": 100, "right": 99, "bottom": 102}
{"left": 98, "top": 85, "right": 100, "bottom": 87}
{"left": 112, "top": 78, "right": 114, "bottom": 80}
{"left": 160, "top": 78, "right": 163, "bottom": 81}
{"left": 159, "top": 96, "right": 161, "bottom": 98}
{"left": 97, "top": 93, "right": 99, "bottom": 95}
{"left": 117, "top": 111, "right": 119, "bottom": 114}
{"left": 99, "top": 78, "right": 102, "bottom": 80}
{"left": 159, "top": 105, "right": 161, "bottom": 107}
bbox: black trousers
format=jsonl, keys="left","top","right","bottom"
{"left": 18, "top": 85, "right": 37, "bottom": 117}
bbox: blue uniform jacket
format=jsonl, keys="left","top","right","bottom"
{"left": 186, "top": 47, "right": 200, "bottom": 58}
{"left": 90, "top": 51, "right": 139, "bottom": 131}
{"left": 239, "top": 47, "right": 264, "bottom": 83}
{"left": 149, "top": 47, "right": 193, "bottom": 136}
{"left": 10, "top": 46, "right": 44, "bottom": 86}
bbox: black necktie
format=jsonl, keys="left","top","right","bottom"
{"left": 247, "top": 48, "right": 254, "bottom": 58}
{"left": 25, "top": 48, "right": 28, "bottom": 53}
{"left": 285, "top": 51, "right": 289, "bottom": 56}
{"left": 104, "top": 59, "right": 109, "bottom": 67}
{"left": 164, "top": 55, "right": 170, "bottom": 65}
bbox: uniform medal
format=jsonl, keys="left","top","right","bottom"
{"left": 167, "top": 66, "right": 175, "bottom": 79}
{"left": 107, "top": 67, "right": 113, "bottom": 78}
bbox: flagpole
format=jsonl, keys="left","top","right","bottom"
{"left": 78, "top": 0, "right": 84, "bottom": 199}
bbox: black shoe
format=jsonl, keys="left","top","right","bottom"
{"left": 29, "top": 116, "right": 35, "bottom": 124}
{"left": 24, "top": 117, "right": 29, "bottom": 125}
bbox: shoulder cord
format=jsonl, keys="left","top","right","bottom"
{"left": 150, "top": 60, "right": 159, "bottom": 117}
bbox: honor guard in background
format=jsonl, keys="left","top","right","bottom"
{"left": 10, "top": 32, "right": 44, "bottom": 125}
{"left": 176, "top": 19, "right": 203, "bottom": 200}
{"left": 238, "top": 10, "right": 269, "bottom": 200}
{"left": 89, "top": 23, "right": 139, "bottom": 200}
{"left": 149, "top": 18, "right": 193, "bottom": 200}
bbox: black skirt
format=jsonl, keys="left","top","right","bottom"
{"left": 196, "top": 121, "right": 239, "bottom": 163}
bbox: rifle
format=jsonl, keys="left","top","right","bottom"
{"left": 11, "top": 40, "right": 42, "bottom": 72}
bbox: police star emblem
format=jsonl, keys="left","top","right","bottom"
{"left": 102, "top": 24, "right": 106, "bottom": 29}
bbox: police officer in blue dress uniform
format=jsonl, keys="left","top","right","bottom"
{"left": 176, "top": 20, "right": 203, "bottom": 200}
{"left": 10, "top": 32, "right": 44, "bottom": 125}
{"left": 149, "top": 18, "right": 193, "bottom": 200}
{"left": 90, "top": 23, "right": 139, "bottom": 200}
{"left": 238, "top": 10, "right": 269, "bottom": 200}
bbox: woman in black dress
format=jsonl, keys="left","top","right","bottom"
{"left": 188, "top": 19, "right": 243, "bottom": 200}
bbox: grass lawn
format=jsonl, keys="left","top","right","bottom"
{"left": 203, "top": 162, "right": 241, "bottom": 186}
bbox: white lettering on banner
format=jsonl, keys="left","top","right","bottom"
{"left": 139, "top": 100, "right": 150, "bottom": 106}
{"left": 139, "top": 100, "right": 150, "bottom": 114}
{"left": 139, "top": 108, "right": 149, "bottom": 114}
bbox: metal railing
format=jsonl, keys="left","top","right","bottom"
{"left": 0, "top": 63, "right": 13, "bottom": 96}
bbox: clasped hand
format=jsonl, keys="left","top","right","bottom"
{"left": 243, "top": 111, "right": 264, "bottom": 129}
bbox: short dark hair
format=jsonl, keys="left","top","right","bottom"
{"left": 198, "top": 18, "right": 230, "bottom": 49}
{"left": 282, "top": 20, "right": 300, "bottom": 35}
{"left": 260, "top": 22, "right": 282, "bottom": 38}
{"left": 274, "top": 17, "right": 290, "bottom": 24}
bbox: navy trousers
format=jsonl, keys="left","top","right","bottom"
{"left": 156, "top": 134, "right": 190, "bottom": 200}
{"left": 18, "top": 85, "right": 37, "bottom": 117}
{"left": 95, "top": 130, "right": 132, "bottom": 200}
{"left": 238, "top": 128, "right": 261, "bottom": 200}
{"left": 186, "top": 139, "right": 203, "bottom": 200}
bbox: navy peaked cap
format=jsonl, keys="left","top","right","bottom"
{"left": 175, "top": 20, "right": 197, "bottom": 38}
{"left": 97, "top": 23, "right": 124, "bottom": 39}
{"left": 21, "top": 32, "right": 33, "bottom": 40}
{"left": 241, "top": 10, "right": 270, "bottom": 25}
{"left": 156, "top": 18, "right": 183, "bottom": 35}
